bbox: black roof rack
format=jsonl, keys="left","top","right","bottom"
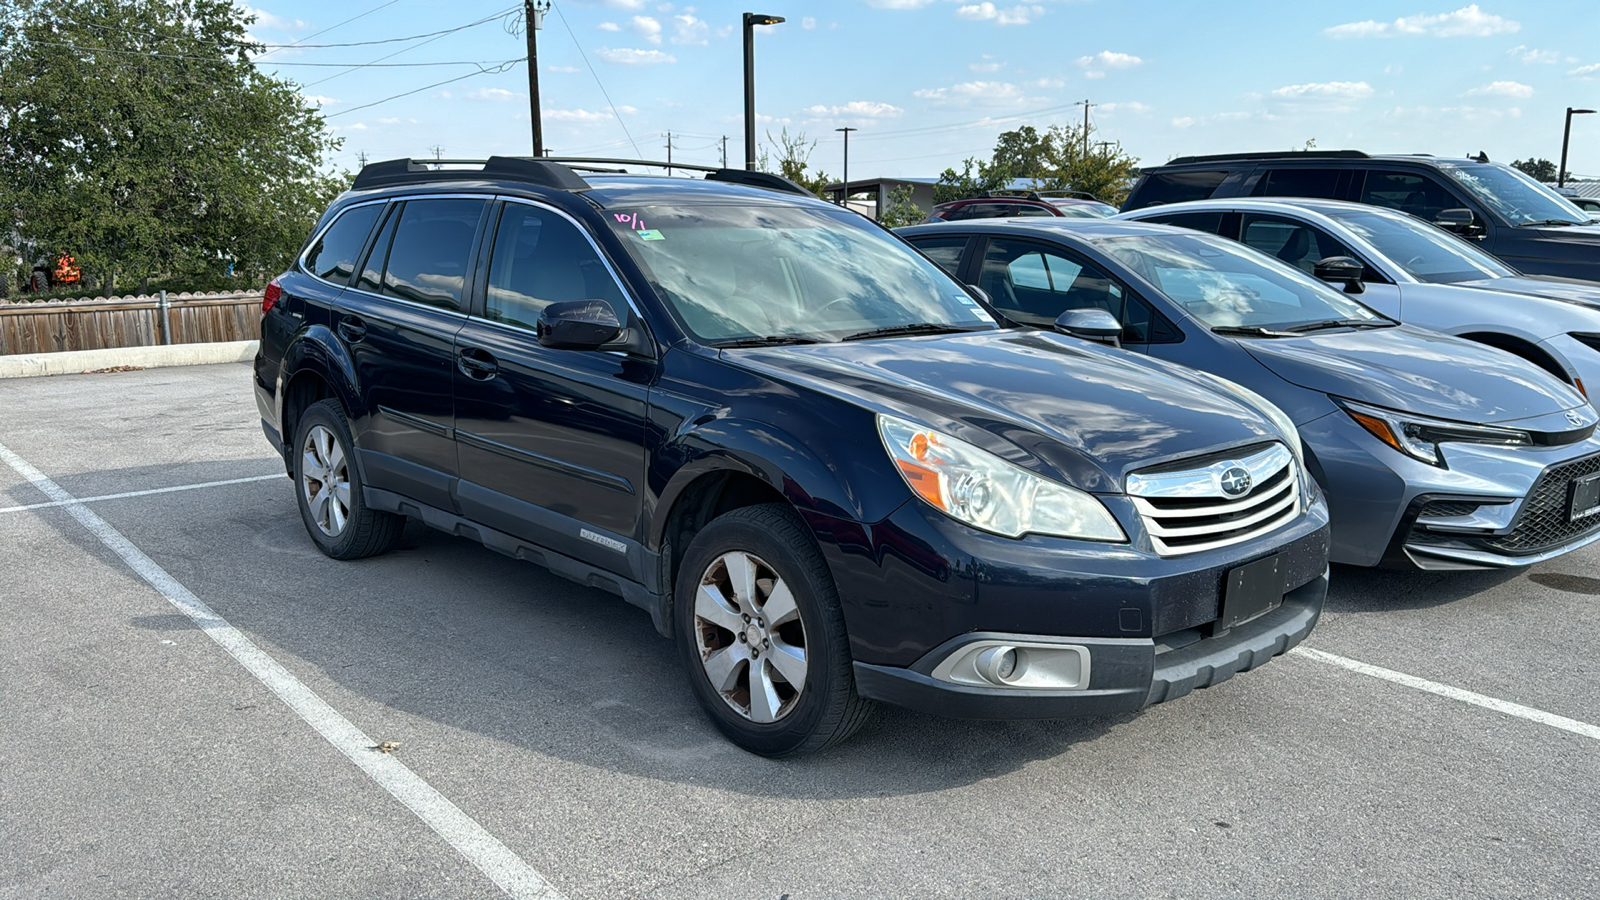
{"left": 981, "top": 189, "right": 1042, "bottom": 200}
{"left": 1035, "top": 189, "right": 1105, "bottom": 202}
{"left": 539, "top": 157, "right": 814, "bottom": 197}
{"left": 1163, "top": 150, "right": 1372, "bottom": 166}
{"left": 352, "top": 156, "right": 591, "bottom": 192}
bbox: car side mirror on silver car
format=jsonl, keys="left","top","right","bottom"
{"left": 537, "top": 299, "right": 623, "bottom": 350}
{"left": 1312, "top": 256, "right": 1366, "bottom": 295}
{"left": 1053, "top": 308, "right": 1123, "bottom": 346}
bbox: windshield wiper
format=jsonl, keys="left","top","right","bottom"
{"left": 1518, "top": 218, "right": 1582, "bottom": 228}
{"left": 1209, "top": 325, "right": 1297, "bottom": 338}
{"left": 838, "top": 323, "right": 978, "bottom": 342}
{"left": 713, "top": 335, "right": 822, "bottom": 348}
{"left": 1282, "top": 319, "right": 1393, "bottom": 333}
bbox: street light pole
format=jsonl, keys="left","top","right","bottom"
{"left": 836, "top": 126, "right": 857, "bottom": 206}
{"left": 743, "top": 12, "right": 784, "bottom": 171}
{"left": 1560, "top": 107, "right": 1596, "bottom": 188}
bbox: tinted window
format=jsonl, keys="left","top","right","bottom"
{"left": 305, "top": 204, "right": 382, "bottom": 284}
{"left": 1122, "top": 293, "right": 1182, "bottom": 344}
{"left": 485, "top": 205, "right": 629, "bottom": 330}
{"left": 1014, "top": 204, "right": 1057, "bottom": 217}
{"left": 355, "top": 205, "right": 399, "bottom": 295}
{"left": 978, "top": 239, "right": 1124, "bottom": 326}
{"left": 1239, "top": 214, "right": 1358, "bottom": 275}
{"left": 1132, "top": 171, "right": 1229, "bottom": 207}
{"left": 1436, "top": 161, "right": 1588, "bottom": 226}
{"left": 1358, "top": 171, "right": 1459, "bottom": 221}
{"left": 950, "top": 203, "right": 1012, "bottom": 220}
{"left": 1140, "top": 211, "right": 1226, "bottom": 235}
{"left": 910, "top": 237, "right": 968, "bottom": 276}
{"left": 379, "top": 198, "right": 487, "bottom": 311}
{"left": 1256, "top": 168, "right": 1344, "bottom": 200}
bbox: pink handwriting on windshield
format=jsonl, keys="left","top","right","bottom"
{"left": 614, "top": 213, "right": 645, "bottom": 230}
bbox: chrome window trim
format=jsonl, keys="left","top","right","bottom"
{"left": 296, "top": 197, "right": 391, "bottom": 288}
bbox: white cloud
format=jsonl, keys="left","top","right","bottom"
{"left": 955, "top": 3, "right": 1044, "bottom": 25}
{"left": 802, "top": 16, "right": 817, "bottom": 29}
{"left": 1384, "top": 104, "right": 1522, "bottom": 123}
{"left": 1171, "top": 116, "right": 1197, "bottom": 129}
{"left": 1463, "top": 80, "right": 1534, "bottom": 98}
{"left": 598, "top": 21, "right": 620, "bottom": 32}
{"left": 376, "top": 117, "right": 418, "bottom": 125}
{"left": 671, "top": 13, "right": 708, "bottom": 44}
{"left": 630, "top": 15, "right": 662, "bottom": 43}
{"left": 1028, "top": 77, "right": 1065, "bottom": 89}
{"left": 547, "top": 64, "right": 580, "bottom": 73}
{"left": 913, "top": 80, "right": 1032, "bottom": 107}
{"left": 804, "top": 100, "right": 905, "bottom": 118}
{"left": 243, "top": 7, "right": 307, "bottom": 30}
{"left": 544, "top": 108, "right": 619, "bottom": 122}
{"left": 1571, "top": 62, "right": 1600, "bottom": 78}
{"left": 340, "top": 122, "right": 368, "bottom": 131}
{"left": 468, "top": 88, "right": 521, "bottom": 101}
{"left": 604, "top": 0, "right": 645, "bottom": 8}
{"left": 1508, "top": 44, "right": 1561, "bottom": 64}
{"left": 970, "top": 54, "right": 1002, "bottom": 73}
{"left": 866, "top": 0, "right": 936, "bottom": 7}
{"left": 1076, "top": 50, "right": 1142, "bottom": 78}
{"left": 1324, "top": 4, "right": 1519, "bottom": 38}
{"left": 1098, "top": 101, "right": 1152, "bottom": 114}
{"left": 1270, "top": 80, "right": 1374, "bottom": 100}
{"left": 302, "top": 94, "right": 338, "bottom": 106}
{"left": 597, "top": 47, "right": 677, "bottom": 64}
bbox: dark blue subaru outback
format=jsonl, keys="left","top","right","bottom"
{"left": 254, "top": 157, "right": 1331, "bottom": 755}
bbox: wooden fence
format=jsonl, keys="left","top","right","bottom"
{"left": 0, "top": 292, "right": 263, "bottom": 355}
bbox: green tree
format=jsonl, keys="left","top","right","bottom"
{"left": 988, "top": 123, "right": 1140, "bottom": 205}
{"left": 0, "top": 0, "right": 344, "bottom": 292}
{"left": 759, "top": 127, "right": 832, "bottom": 199}
{"left": 933, "top": 157, "right": 1015, "bottom": 203}
{"left": 876, "top": 183, "right": 924, "bottom": 228}
{"left": 1512, "top": 158, "right": 1559, "bottom": 182}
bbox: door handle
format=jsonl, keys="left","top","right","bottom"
{"left": 337, "top": 317, "right": 367, "bottom": 343}
{"left": 457, "top": 347, "right": 499, "bottom": 380}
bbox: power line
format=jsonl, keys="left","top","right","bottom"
{"left": 255, "top": 7, "right": 517, "bottom": 53}
{"left": 325, "top": 61, "right": 520, "bottom": 117}
{"left": 550, "top": 2, "right": 641, "bottom": 157}
{"left": 24, "top": 39, "right": 513, "bottom": 68}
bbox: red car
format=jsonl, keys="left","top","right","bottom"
{"left": 925, "top": 190, "right": 1118, "bottom": 222}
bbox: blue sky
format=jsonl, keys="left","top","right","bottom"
{"left": 245, "top": 1, "right": 1600, "bottom": 180}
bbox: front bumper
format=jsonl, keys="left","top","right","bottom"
{"left": 853, "top": 569, "right": 1327, "bottom": 719}
{"left": 1302, "top": 412, "right": 1600, "bottom": 569}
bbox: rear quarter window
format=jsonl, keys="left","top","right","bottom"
{"left": 1254, "top": 168, "right": 1347, "bottom": 200}
{"left": 304, "top": 204, "right": 383, "bottom": 284}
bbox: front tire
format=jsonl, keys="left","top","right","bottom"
{"left": 292, "top": 399, "right": 404, "bottom": 560}
{"left": 674, "top": 503, "right": 872, "bottom": 756}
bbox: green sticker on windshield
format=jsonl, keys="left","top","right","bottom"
{"left": 637, "top": 229, "right": 665, "bottom": 241}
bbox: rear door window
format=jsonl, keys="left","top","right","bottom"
{"left": 483, "top": 204, "right": 629, "bottom": 330}
{"left": 1138, "top": 211, "right": 1228, "bottom": 235}
{"left": 1132, "top": 171, "right": 1229, "bottom": 207}
{"left": 909, "top": 236, "right": 970, "bottom": 277}
{"left": 978, "top": 238, "right": 1123, "bottom": 326}
{"left": 1238, "top": 214, "right": 1359, "bottom": 275}
{"left": 1254, "top": 168, "right": 1347, "bottom": 200}
{"left": 377, "top": 198, "right": 488, "bottom": 311}
{"left": 1358, "top": 170, "right": 1460, "bottom": 221}
{"left": 304, "top": 204, "right": 383, "bottom": 285}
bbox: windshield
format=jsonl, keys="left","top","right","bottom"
{"left": 607, "top": 204, "right": 996, "bottom": 344}
{"left": 1331, "top": 208, "right": 1517, "bottom": 283}
{"left": 1436, "top": 162, "right": 1590, "bottom": 226}
{"left": 1095, "top": 231, "right": 1388, "bottom": 332}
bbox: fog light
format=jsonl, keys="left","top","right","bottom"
{"left": 976, "top": 646, "right": 1024, "bottom": 684}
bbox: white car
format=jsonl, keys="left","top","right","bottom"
{"left": 1120, "top": 197, "right": 1600, "bottom": 397}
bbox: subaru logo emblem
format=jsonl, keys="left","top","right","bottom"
{"left": 1218, "top": 465, "right": 1253, "bottom": 498}
{"left": 1568, "top": 410, "right": 1586, "bottom": 427}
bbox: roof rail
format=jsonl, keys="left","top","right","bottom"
{"left": 982, "top": 189, "right": 1042, "bottom": 200}
{"left": 1163, "top": 150, "right": 1372, "bottom": 166}
{"left": 352, "top": 156, "right": 590, "bottom": 192}
{"left": 1035, "top": 189, "right": 1105, "bottom": 201}
{"left": 537, "top": 157, "right": 815, "bottom": 197}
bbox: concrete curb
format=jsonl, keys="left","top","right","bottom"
{"left": 0, "top": 341, "right": 259, "bottom": 378}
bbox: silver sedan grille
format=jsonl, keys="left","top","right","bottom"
{"left": 1126, "top": 443, "right": 1301, "bottom": 556}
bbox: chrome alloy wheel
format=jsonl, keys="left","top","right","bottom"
{"left": 693, "top": 551, "right": 808, "bottom": 723}
{"left": 300, "top": 424, "right": 351, "bottom": 537}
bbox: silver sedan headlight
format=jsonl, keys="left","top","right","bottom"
{"left": 1337, "top": 398, "right": 1530, "bottom": 467}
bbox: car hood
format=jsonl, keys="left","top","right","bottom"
{"left": 1454, "top": 275, "right": 1600, "bottom": 306}
{"left": 1241, "top": 324, "right": 1586, "bottom": 425}
{"left": 731, "top": 330, "right": 1282, "bottom": 494}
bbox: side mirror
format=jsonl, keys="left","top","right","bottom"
{"left": 1312, "top": 255, "right": 1366, "bottom": 295}
{"left": 537, "top": 299, "right": 622, "bottom": 350}
{"left": 1435, "top": 208, "right": 1482, "bottom": 236}
{"left": 964, "top": 284, "right": 993, "bottom": 306}
{"left": 1053, "top": 308, "right": 1123, "bottom": 345}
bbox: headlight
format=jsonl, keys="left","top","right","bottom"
{"left": 1337, "top": 399, "right": 1530, "bottom": 467}
{"left": 877, "top": 415, "right": 1127, "bottom": 541}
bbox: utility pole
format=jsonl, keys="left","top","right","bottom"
{"left": 664, "top": 132, "right": 675, "bottom": 175}
{"left": 1076, "top": 99, "right": 1095, "bottom": 157}
{"left": 357, "top": 151, "right": 369, "bottom": 168}
{"left": 524, "top": 0, "right": 550, "bottom": 157}
{"left": 836, "top": 126, "right": 857, "bottom": 206}
{"left": 429, "top": 145, "right": 444, "bottom": 168}
{"left": 720, "top": 135, "right": 729, "bottom": 168}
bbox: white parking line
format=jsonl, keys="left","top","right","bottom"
{"left": 1292, "top": 646, "right": 1600, "bottom": 742}
{"left": 0, "top": 473, "right": 286, "bottom": 515}
{"left": 0, "top": 440, "right": 567, "bottom": 900}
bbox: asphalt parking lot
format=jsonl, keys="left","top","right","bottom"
{"left": 3, "top": 361, "right": 1597, "bottom": 899}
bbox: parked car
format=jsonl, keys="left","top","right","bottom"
{"left": 1120, "top": 150, "right": 1600, "bottom": 281}
{"left": 928, "top": 191, "right": 1118, "bottom": 223}
{"left": 1569, "top": 196, "right": 1600, "bottom": 215}
{"left": 1118, "top": 197, "right": 1600, "bottom": 394}
{"left": 255, "top": 156, "right": 1331, "bottom": 756}
{"left": 899, "top": 218, "right": 1600, "bottom": 571}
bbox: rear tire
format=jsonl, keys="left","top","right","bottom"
{"left": 674, "top": 503, "right": 873, "bottom": 756}
{"left": 292, "top": 399, "right": 404, "bottom": 560}
{"left": 29, "top": 269, "right": 47, "bottom": 293}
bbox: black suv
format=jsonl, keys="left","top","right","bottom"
{"left": 1123, "top": 150, "right": 1600, "bottom": 281}
{"left": 255, "top": 156, "right": 1330, "bottom": 755}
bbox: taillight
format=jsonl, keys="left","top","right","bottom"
{"left": 262, "top": 280, "right": 283, "bottom": 313}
